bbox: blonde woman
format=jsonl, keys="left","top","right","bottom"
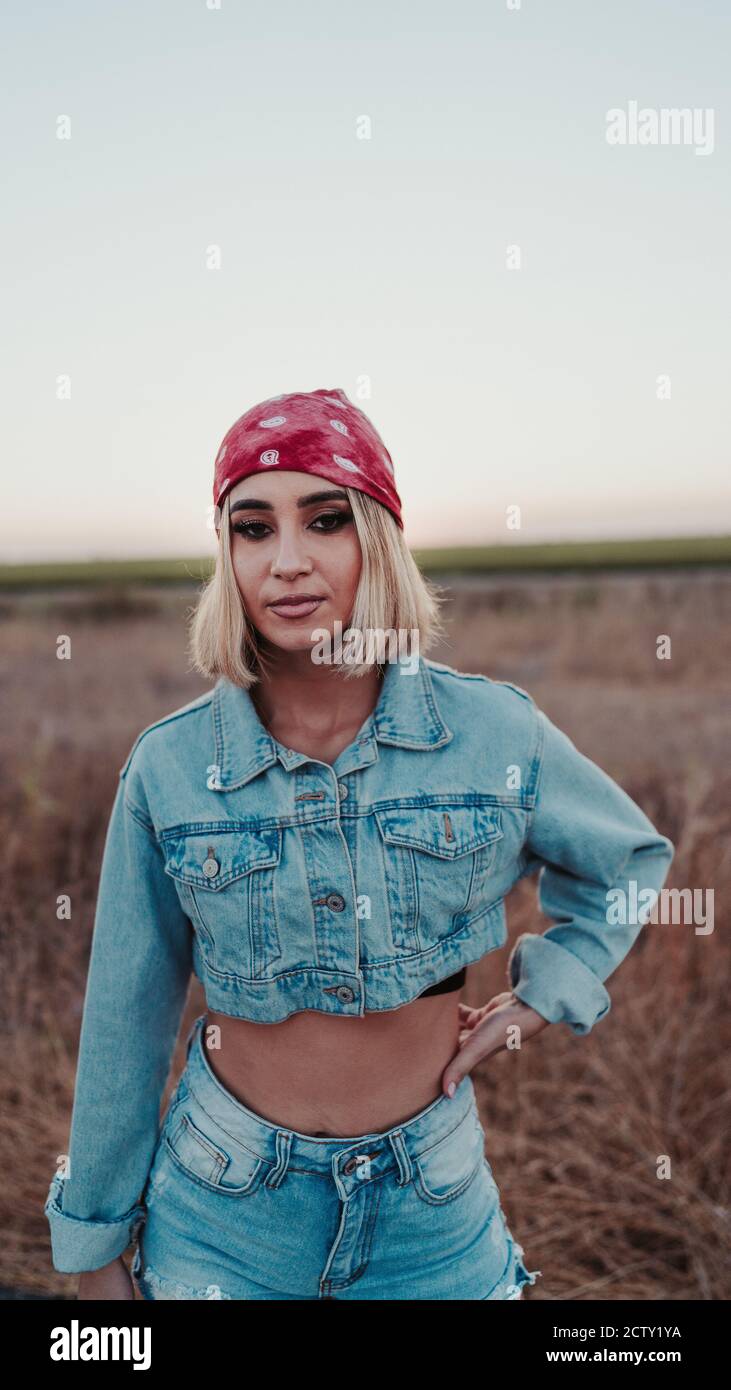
{"left": 45, "top": 388, "right": 674, "bottom": 1299}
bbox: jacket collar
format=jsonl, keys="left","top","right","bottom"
{"left": 209, "top": 655, "right": 453, "bottom": 790}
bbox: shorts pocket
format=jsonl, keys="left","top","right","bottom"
{"left": 160, "top": 1088, "right": 269, "bottom": 1197}
{"left": 412, "top": 1109, "right": 486, "bottom": 1206}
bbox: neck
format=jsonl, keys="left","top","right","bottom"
{"left": 251, "top": 647, "right": 384, "bottom": 738}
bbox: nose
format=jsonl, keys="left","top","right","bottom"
{"left": 270, "top": 523, "right": 314, "bottom": 580}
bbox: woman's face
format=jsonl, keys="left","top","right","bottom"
{"left": 226, "top": 470, "right": 362, "bottom": 654}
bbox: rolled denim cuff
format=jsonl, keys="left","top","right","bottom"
{"left": 44, "top": 1172, "right": 146, "bottom": 1274}
{"left": 507, "top": 933, "right": 612, "bottom": 1036}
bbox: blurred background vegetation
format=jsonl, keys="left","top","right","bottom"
{"left": 2, "top": 548, "right": 729, "bottom": 1299}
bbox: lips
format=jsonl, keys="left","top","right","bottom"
{"left": 268, "top": 595, "right": 323, "bottom": 606}
{"left": 267, "top": 595, "right": 325, "bottom": 619}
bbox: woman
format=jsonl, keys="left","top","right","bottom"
{"left": 45, "top": 387, "right": 674, "bottom": 1299}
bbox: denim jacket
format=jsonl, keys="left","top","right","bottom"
{"left": 44, "top": 656, "right": 674, "bottom": 1271}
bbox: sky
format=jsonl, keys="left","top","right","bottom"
{"left": 2, "top": 0, "right": 730, "bottom": 561}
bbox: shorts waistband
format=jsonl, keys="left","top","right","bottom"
{"left": 177, "top": 1013, "right": 480, "bottom": 1188}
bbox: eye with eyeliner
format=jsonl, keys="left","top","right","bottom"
{"left": 231, "top": 509, "right": 353, "bottom": 540}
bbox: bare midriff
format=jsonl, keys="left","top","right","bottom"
{"left": 202, "top": 995, "right": 463, "bottom": 1138}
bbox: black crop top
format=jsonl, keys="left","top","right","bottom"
{"left": 418, "top": 965, "right": 467, "bottom": 999}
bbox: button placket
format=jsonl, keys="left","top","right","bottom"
{"left": 297, "top": 780, "right": 359, "bottom": 996}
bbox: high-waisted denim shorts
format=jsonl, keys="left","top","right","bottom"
{"left": 131, "top": 1014, "right": 542, "bottom": 1301}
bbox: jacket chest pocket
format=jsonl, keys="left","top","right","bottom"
{"left": 374, "top": 804, "right": 504, "bottom": 953}
{"left": 161, "top": 825, "right": 283, "bottom": 982}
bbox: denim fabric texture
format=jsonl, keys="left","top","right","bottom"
{"left": 129, "top": 1014, "right": 542, "bottom": 1300}
{"left": 44, "top": 656, "right": 674, "bottom": 1273}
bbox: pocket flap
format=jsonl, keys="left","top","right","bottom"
{"left": 161, "top": 825, "right": 281, "bottom": 889}
{"left": 374, "top": 804, "right": 503, "bottom": 859}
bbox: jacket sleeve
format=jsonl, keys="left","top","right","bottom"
{"left": 507, "top": 704, "right": 674, "bottom": 1035}
{"left": 44, "top": 752, "right": 193, "bottom": 1272}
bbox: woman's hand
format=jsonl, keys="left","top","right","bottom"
{"left": 441, "top": 992, "right": 551, "bottom": 1097}
{"left": 77, "top": 1256, "right": 135, "bottom": 1300}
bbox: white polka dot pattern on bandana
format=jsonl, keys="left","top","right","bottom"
{"left": 330, "top": 419, "right": 349, "bottom": 436}
{"left": 259, "top": 416, "right": 287, "bottom": 428}
{"left": 260, "top": 449, "right": 279, "bottom": 466}
{"left": 333, "top": 453, "right": 362, "bottom": 473}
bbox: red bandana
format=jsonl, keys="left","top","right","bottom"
{"left": 212, "top": 387, "right": 403, "bottom": 529}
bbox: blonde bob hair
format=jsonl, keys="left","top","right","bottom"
{"left": 187, "top": 486, "right": 446, "bottom": 688}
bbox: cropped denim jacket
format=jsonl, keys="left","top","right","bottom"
{"left": 45, "top": 656, "right": 674, "bottom": 1271}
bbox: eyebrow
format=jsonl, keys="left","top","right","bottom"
{"left": 229, "top": 489, "right": 350, "bottom": 515}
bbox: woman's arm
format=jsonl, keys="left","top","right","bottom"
{"left": 77, "top": 1257, "right": 135, "bottom": 1300}
{"left": 507, "top": 704, "right": 675, "bottom": 1034}
{"left": 441, "top": 697, "right": 674, "bottom": 1092}
{"left": 44, "top": 749, "right": 193, "bottom": 1274}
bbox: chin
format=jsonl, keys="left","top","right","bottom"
{"left": 259, "top": 626, "right": 324, "bottom": 656}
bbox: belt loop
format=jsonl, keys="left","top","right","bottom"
{"left": 265, "top": 1130, "right": 292, "bottom": 1188}
{"left": 388, "top": 1129, "right": 412, "bottom": 1186}
{"left": 185, "top": 1014, "right": 204, "bottom": 1060}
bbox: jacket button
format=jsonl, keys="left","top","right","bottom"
{"left": 202, "top": 855, "right": 220, "bottom": 878}
{"left": 338, "top": 781, "right": 349, "bottom": 799}
{"left": 336, "top": 986, "right": 355, "bottom": 1004}
{"left": 326, "top": 893, "right": 346, "bottom": 911}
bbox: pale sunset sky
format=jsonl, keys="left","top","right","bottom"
{"left": 2, "top": 0, "right": 730, "bottom": 561}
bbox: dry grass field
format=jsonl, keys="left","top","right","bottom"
{"left": 2, "top": 567, "right": 729, "bottom": 1300}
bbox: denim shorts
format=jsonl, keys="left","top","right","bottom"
{"left": 131, "top": 1014, "right": 542, "bottom": 1301}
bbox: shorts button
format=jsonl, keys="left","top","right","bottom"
{"left": 326, "top": 892, "right": 346, "bottom": 911}
{"left": 336, "top": 985, "right": 355, "bottom": 1004}
{"left": 343, "top": 1156, "right": 358, "bottom": 1175}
